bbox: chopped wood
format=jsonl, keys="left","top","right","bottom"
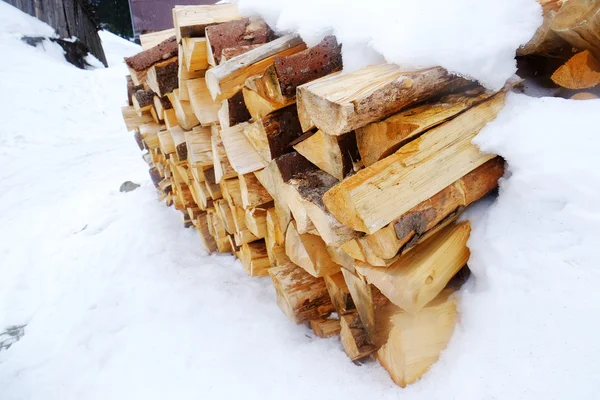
{"left": 297, "top": 64, "right": 467, "bottom": 135}
{"left": 220, "top": 45, "right": 264, "bottom": 63}
{"left": 244, "top": 206, "right": 269, "bottom": 238}
{"left": 182, "top": 37, "right": 209, "bottom": 72}
{"left": 187, "top": 78, "right": 221, "bottom": 125}
{"left": 293, "top": 130, "right": 360, "bottom": 180}
{"left": 121, "top": 106, "right": 153, "bottom": 131}
{"left": 205, "top": 35, "right": 307, "bottom": 101}
{"left": 340, "top": 313, "right": 377, "bottom": 361}
{"left": 550, "top": 0, "right": 600, "bottom": 59}
{"left": 355, "top": 87, "right": 493, "bottom": 166}
{"left": 239, "top": 173, "right": 273, "bottom": 209}
{"left": 218, "top": 91, "right": 251, "bottom": 129}
{"left": 167, "top": 89, "right": 200, "bottom": 130}
{"left": 220, "top": 122, "right": 268, "bottom": 174}
{"left": 163, "top": 108, "right": 178, "bottom": 129}
{"left": 571, "top": 91, "right": 599, "bottom": 99}
{"left": 205, "top": 17, "right": 274, "bottom": 67}
{"left": 324, "top": 272, "right": 355, "bottom": 315}
{"left": 185, "top": 127, "right": 213, "bottom": 167}
{"left": 322, "top": 92, "right": 505, "bottom": 234}
{"left": 125, "top": 36, "right": 178, "bottom": 85}
{"left": 196, "top": 212, "right": 218, "bottom": 253}
{"left": 132, "top": 89, "right": 154, "bottom": 115}
{"left": 551, "top": 50, "right": 600, "bottom": 89}
{"left": 153, "top": 95, "right": 172, "bottom": 121}
{"left": 518, "top": 11, "right": 568, "bottom": 56}
{"left": 377, "top": 289, "right": 458, "bottom": 387}
{"left": 126, "top": 75, "right": 142, "bottom": 106}
{"left": 268, "top": 263, "right": 335, "bottom": 324}
{"left": 266, "top": 207, "right": 286, "bottom": 246}
{"left": 220, "top": 178, "right": 243, "bottom": 208}
{"left": 310, "top": 318, "right": 342, "bottom": 338}
{"left": 146, "top": 57, "right": 179, "bottom": 97}
{"left": 285, "top": 221, "right": 341, "bottom": 278}
{"left": 173, "top": 4, "right": 241, "bottom": 42}
{"left": 211, "top": 126, "right": 237, "bottom": 182}
{"left": 140, "top": 29, "right": 175, "bottom": 50}
{"left": 240, "top": 240, "right": 270, "bottom": 277}
{"left": 157, "top": 129, "right": 176, "bottom": 154}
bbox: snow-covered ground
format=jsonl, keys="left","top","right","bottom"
{"left": 1, "top": 2, "right": 600, "bottom": 399}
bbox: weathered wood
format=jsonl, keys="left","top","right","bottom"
{"left": 187, "top": 78, "right": 221, "bottom": 126}
{"left": 551, "top": 50, "right": 600, "bottom": 89}
{"left": 269, "top": 263, "right": 335, "bottom": 324}
{"left": 356, "top": 221, "right": 470, "bottom": 315}
{"left": 340, "top": 313, "right": 377, "bottom": 361}
{"left": 571, "top": 91, "right": 599, "bottom": 99}
{"left": 551, "top": 0, "right": 600, "bottom": 59}
{"left": 377, "top": 289, "right": 458, "bottom": 387}
{"left": 125, "top": 37, "right": 178, "bottom": 85}
{"left": 182, "top": 37, "right": 209, "bottom": 72}
{"left": 310, "top": 319, "right": 342, "bottom": 338}
{"left": 297, "top": 64, "right": 467, "bottom": 135}
{"left": 323, "top": 92, "right": 505, "bottom": 234}
{"left": 239, "top": 173, "right": 273, "bottom": 209}
{"left": 146, "top": 57, "right": 179, "bottom": 98}
{"left": 220, "top": 122, "right": 268, "bottom": 174}
{"left": 206, "top": 17, "right": 274, "bottom": 67}
{"left": 324, "top": 272, "right": 355, "bottom": 315}
{"left": 205, "top": 35, "right": 307, "bottom": 101}
{"left": 173, "top": 4, "right": 241, "bottom": 42}
{"left": 293, "top": 130, "right": 360, "bottom": 180}
{"left": 218, "top": 91, "right": 251, "bottom": 129}
{"left": 244, "top": 105, "right": 304, "bottom": 162}
{"left": 285, "top": 221, "right": 341, "bottom": 278}
{"left": 140, "top": 29, "right": 176, "bottom": 50}
{"left": 355, "top": 87, "right": 493, "bottom": 166}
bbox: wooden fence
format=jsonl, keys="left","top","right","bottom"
{"left": 4, "top": 0, "right": 108, "bottom": 66}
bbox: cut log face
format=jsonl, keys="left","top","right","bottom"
{"left": 205, "top": 35, "right": 307, "bottom": 101}
{"left": 550, "top": 0, "right": 600, "bottom": 59}
{"left": 285, "top": 221, "right": 341, "bottom": 278}
{"left": 146, "top": 57, "right": 179, "bottom": 98}
{"left": 323, "top": 92, "right": 505, "bottom": 234}
{"left": 244, "top": 206, "right": 269, "bottom": 238}
{"left": 239, "top": 173, "right": 273, "bottom": 209}
{"left": 240, "top": 240, "right": 270, "bottom": 277}
{"left": 167, "top": 89, "right": 200, "bottom": 130}
{"left": 122, "top": 106, "right": 154, "bottom": 131}
{"left": 158, "top": 129, "right": 176, "bottom": 154}
{"left": 163, "top": 108, "right": 178, "bottom": 129}
{"left": 356, "top": 221, "right": 470, "bottom": 315}
{"left": 211, "top": 126, "right": 237, "bottom": 182}
{"left": 196, "top": 212, "right": 218, "bottom": 253}
{"left": 266, "top": 207, "right": 286, "bottom": 246}
{"left": 220, "top": 122, "right": 268, "bottom": 174}
{"left": 355, "top": 87, "right": 493, "bottom": 166}
{"left": 220, "top": 177, "right": 243, "bottom": 208}
{"left": 268, "top": 263, "right": 335, "bottom": 324}
{"left": 182, "top": 37, "right": 209, "bottom": 72}
{"left": 324, "top": 272, "right": 356, "bottom": 315}
{"left": 377, "top": 289, "right": 458, "bottom": 387}
{"left": 296, "top": 64, "right": 467, "bottom": 135}
{"left": 310, "top": 318, "right": 342, "bottom": 338}
{"left": 551, "top": 50, "right": 600, "bottom": 89}
{"left": 340, "top": 313, "right": 377, "bottom": 361}
{"left": 205, "top": 17, "right": 274, "bottom": 67}
{"left": 293, "top": 130, "right": 360, "bottom": 180}
{"left": 173, "top": 4, "right": 240, "bottom": 42}
{"left": 185, "top": 127, "right": 213, "bottom": 166}
{"left": 187, "top": 78, "right": 221, "bottom": 126}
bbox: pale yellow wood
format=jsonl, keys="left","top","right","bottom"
{"left": 211, "top": 125, "right": 237, "bottom": 182}
{"left": 324, "top": 272, "right": 355, "bottom": 315}
{"left": 184, "top": 127, "right": 213, "bottom": 167}
{"left": 182, "top": 37, "right": 209, "bottom": 72}
{"left": 242, "top": 87, "right": 294, "bottom": 121}
{"left": 122, "top": 106, "right": 153, "bottom": 131}
{"left": 340, "top": 313, "right": 377, "bottom": 360}
{"left": 240, "top": 240, "right": 270, "bottom": 277}
{"left": 285, "top": 222, "right": 341, "bottom": 278}
{"left": 239, "top": 173, "right": 273, "bottom": 209}
{"left": 220, "top": 178, "right": 243, "bottom": 209}
{"left": 220, "top": 123, "right": 268, "bottom": 174}
{"left": 196, "top": 212, "right": 218, "bottom": 253}
{"left": 187, "top": 78, "right": 221, "bottom": 126}
{"left": 173, "top": 4, "right": 240, "bottom": 43}
{"left": 244, "top": 207, "right": 268, "bottom": 239}
{"left": 292, "top": 130, "right": 346, "bottom": 180}
{"left": 310, "top": 319, "right": 341, "bottom": 338}
{"left": 157, "top": 129, "right": 175, "bottom": 154}
{"left": 140, "top": 28, "right": 175, "bottom": 50}
{"left": 167, "top": 89, "right": 199, "bottom": 130}
{"left": 551, "top": 0, "right": 600, "bottom": 59}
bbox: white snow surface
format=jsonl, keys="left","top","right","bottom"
{"left": 235, "top": 0, "right": 543, "bottom": 90}
{"left": 2, "top": 3, "right": 600, "bottom": 400}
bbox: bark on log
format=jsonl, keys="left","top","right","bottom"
{"left": 125, "top": 37, "right": 178, "bottom": 85}
{"left": 218, "top": 91, "right": 251, "bottom": 130}
{"left": 146, "top": 57, "right": 179, "bottom": 98}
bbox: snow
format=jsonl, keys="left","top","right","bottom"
{"left": 2, "top": 2, "right": 600, "bottom": 400}
{"left": 235, "top": 0, "right": 543, "bottom": 90}
{"left": 99, "top": 30, "right": 140, "bottom": 67}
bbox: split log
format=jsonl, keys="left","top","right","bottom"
{"left": 243, "top": 105, "right": 304, "bottom": 162}
{"left": 146, "top": 57, "right": 179, "bottom": 98}
{"left": 125, "top": 37, "right": 178, "bottom": 85}
{"left": 196, "top": 212, "right": 218, "bottom": 253}
{"left": 220, "top": 178, "right": 243, "bottom": 209}
{"left": 132, "top": 89, "right": 154, "bottom": 115}
{"left": 340, "top": 313, "right": 377, "bottom": 361}
{"left": 163, "top": 108, "right": 178, "bottom": 129}
{"left": 327, "top": 246, "right": 356, "bottom": 273}
{"left": 310, "top": 319, "right": 341, "bottom": 338}
{"left": 205, "top": 17, "right": 274, "bottom": 67}
{"left": 205, "top": 35, "right": 307, "bottom": 101}
{"left": 293, "top": 130, "right": 360, "bottom": 180}
{"left": 157, "top": 129, "right": 176, "bottom": 154}
{"left": 518, "top": 11, "right": 568, "bottom": 56}
{"left": 356, "top": 221, "right": 470, "bottom": 315}
{"left": 140, "top": 29, "right": 175, "bottom": 50}
{"left": 169, "top": 126, "right": 188, "bottom": 162}
{"left": 550, "top": 0, "right": 600, "bottom": 59}
{"left": 167, "top": 89, "right": 200, "bottom": 130}
{"left": 285, "top": 221, "right": 341, "bottom": 278}
{"left": 203, "top": 167, "right": 222, "bottom": 200}
{"left": 121, "top": 106, "right": 153, "bottom": 131}
{"left": 126, "top": 75, "right": 141, "bottom": 106}
{"left": 242, "top": 86, "right": 295, "bottom": 121}
{"left": 187, "top": 78, "right": 221, "bottom": 125}
{"left": 153, "top": 95, "right": 172, "bottom": 121}
{"left": 268, "top": 263, "right": 335, "bottom": 324}
{"left": 173, "top": 4, "right": 240, "bottom": 42}
{"left": 240, "top": 240, "right": 270, "bottom": 277}
{"left": 551, "top": 50, "right": 600, "bottom": 89}
{"left": 182, "top": 37, "right": 209, "bottom": 72}
{"left": 220, "top": 122, "right": 268, "bottom": 174}
{"left": 220, "top": 45, "right": 264, "bottom": 63}
{"left": 324, "top": 272, "right": 355, "bottom": 315}
{"left": 184, "top": 127, "right": 213, "bottom": 167}
{"left": 217, "top": 91, "right": 251, "bottom": 130}
{"left": 355, "top": 87, "right": 492, "bottom": 166}
{"left": 323, "top": 92, "right": 505, "bottom": 234}
{"left": 215, "top": 199, "right": 236, "bottom": 234}
{"left": 296, "top": 63, "right": 467, "bottom": 135}
{"left": 377, "top": 289, "right": 458, "bottom": 387}
{"left": 244, "top": 206, "right": 269, "bottom": 238}
{"left": 211, "top": 125, "right": 237, "bottom": 182}
{"left": 239, "top": 173, "right": 273, "bottom": 209}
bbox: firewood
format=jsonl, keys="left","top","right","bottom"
{"left": 205, "top": 18, "right": 274, "bottom": 67}
{"left": 157, "top": 129, "right": 176, "bottom": 154}
{"left": 323, "top": 92, "right": 505, "bottom": 234}
{"left": 265, "top": 224, "right": 290, "bottom": 267}
{"left": 134, "top": 130, "right": 146, "bottom": 151}
{"left": 205, "top": 35, "right": 307, "bottom": 101}
{"left": 310, "top": 318, "right": 342, "bottom": 338}
{"left": 125, "top": 37, "right": 178, "bottom": 85}
{"left": 173, "top": 3, "right": 240, "bottom": 42}
{"left": 184, "top": 127, "right": 213, "bottom": 167}
{"left": 146, "top": 57, "right": 179, "bottom": 98}
{"left": 340, "top": 313, "right": 377, "bottom": 360}
{"left": 341, "top": 269, "right": 399, "bottom": 348}
{"left": 297, "top": 63, "right": 467, "bottom": 135}
{"left": 186, "top": 78, "right": 220, "bottom": 125}
{"left": 220, "top": 178, "right": 243, "bottom": 208}
{"left": 244, "top": 206, "right": 269, "bottom": 238}
{"left": 266, "top": 207, "right": 285, "bottom": 246}
{"left": 242, "top": 86, "right": 295, "bottom": 121}
{"left": 182, "top": 37, "right": 209, "bottom": 72}
{"left": 377, "top": 289, "right": 458, "bottom": 387}
{"left": 132, "top": 89, "right": 154, "bottom": 115}
{"left": 203, "top": 167, "right": 222, "bottom": 200}
{"left": 239, "top": 173, "right": 273, "bottom": 209}
{"left": 214, "top": 200, "right": 236, "bottom": 234}
{"left": 356, "top": 87, "right": 492, "bottom": 166}
{"left": 126, "top": 75, "right": 141, "bottom": 106}
{"left": 244, "top": 105, "right": 304, "bottom": 162}
{"left": 268, "top": 263, "right": 335, "bottom": 324}
{"left": 163, "top": 108, "right": 178, "bottom": 129}
{"left": 518, "top": 11, "right": 568, "bottom": 56}
{"left": 196, "top": 212, "right": 218, "bottom": 253}
{"left": 140, "top": 29, "right": 176, "bottom": 50}
{"left": 211, "top": 125, "right": 237, "bottom": 182}
{"left": 551, "top": 50, "right": 600, "bottom": 89}
{"left": 169, "top": 126, "right": 188, "bottom": 162}
{"left": 285, "top": 221, "right": 341, "bottom": 278}
{"left": 356, "top": 221, "right": 469, "bottom": 316}
{"left": 220, "top": 45, "right": 264, "bottom": 63}
{"left": 167, "top": 89, "right": 199, "bottom": 130}
{"left": 327, "top": 246, "right": 356, "bottom": 273}
{"left": 571, "top": 91, "right": 599, "bottom": 99}
{"left": 240, "top": 240, "right": 270, "bottom": 277}
{"left": 292, "top": 130, "right": 360, "bottom": 180}
{"left": 217, "top": 91, "right": 251, "bottom": 129}
{"left": 122, "top": 106, "right": 153, "bottom": 131}
{"left": 285, "top": 182, "right": 316, "bottom": 234}
{"left": 324, "top": 272, "right": 355, "bottom": 315}
{"left": 551, "top": 0, "right": 600, "bottom": 59}
{"left": 220, "top": 122, "right": 268, "bottom": 174}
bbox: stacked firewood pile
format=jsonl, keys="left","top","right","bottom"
{"left": 121, "top": 0, "right": 599, "bottom": 387}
